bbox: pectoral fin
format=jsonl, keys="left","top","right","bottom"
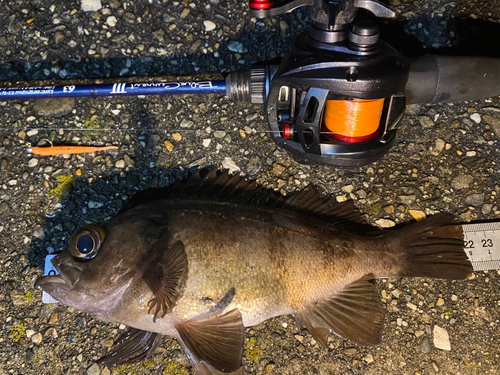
{"left": 98, "top": 328, "right": 163, "bottom": 367}
{"left": 143, "top": 240, "right": 188, "bottom": 322}
{"left": 297, "top": 275, "right": 384, "bottom": 347}
{"left": 176, "top": 309, "right": 244, "bottom": 374}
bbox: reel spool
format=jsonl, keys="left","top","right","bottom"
{"left": 322, "top": 99, "right": 385, "bottom": 143}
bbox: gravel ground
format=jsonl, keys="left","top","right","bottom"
{"left": 0, "top": 0, "right": 499, "bottom": 374}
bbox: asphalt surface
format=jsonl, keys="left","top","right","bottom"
{"left": 0, "top": 0, "right": 499, "bottom": 374}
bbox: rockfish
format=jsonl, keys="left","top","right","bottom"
{"left": 35, "top": 169, "right": 472, "bottom": 374}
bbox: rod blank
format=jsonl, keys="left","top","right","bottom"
{"left": 0, "top": 80, "right": 227, "bottom": 101}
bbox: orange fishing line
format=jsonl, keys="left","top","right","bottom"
{"left": 28, "top": 145, "right": 118, "bottom": 156}
{"left": 323, "top": 99, "right": 384, "bottom": 142}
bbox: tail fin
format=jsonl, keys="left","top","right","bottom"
{"left": 392, "top": 213, "right": 472, "bottom": 279}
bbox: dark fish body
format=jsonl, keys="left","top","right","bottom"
{"left": 35, "top": 170, "right": 472, "bottom": 374}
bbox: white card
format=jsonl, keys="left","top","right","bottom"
{"left": 42, "top": 255, "right": 59, "bottom": 304}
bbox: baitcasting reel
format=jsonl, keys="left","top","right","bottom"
{"left": 228, "top": 0, "right": 410, "bottom": 167}
{"left": 225, "top": 0, "right": 500, "bottom": 167}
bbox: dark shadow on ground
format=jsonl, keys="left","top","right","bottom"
{"left": 27, "top": 102, "right": 194, "bottom": 270}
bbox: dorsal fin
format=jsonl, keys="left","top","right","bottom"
{"left": 124, "top": 169, "right": 368, "bottom": 231}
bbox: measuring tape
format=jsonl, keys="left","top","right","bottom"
{"left": 463, "top": 222, "right": 500, "bottom": 271}
{"left": 41, "top": 222, "right": 499, "bottom": 303}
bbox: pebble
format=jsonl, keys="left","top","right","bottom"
{"left": 482, "top": 204, "right": 492, "bottom": 214}
{"left": 49, "top": 313, "right": 59, "bottom": 324}
{"left": 1, "top": 158, "right": 9, "bottom": 170}
{"left": 431, "top": 361, "right": 440, "bottom": 373}
{"left": 23, "top": 331, "right": 36, "bottom": 342}
{"left": 31, "top": 333, "right": 42, "bottom": 344}
{"left": 470, "top": 113, "right": 481, "bottom": 123}
{"left": 213, "top": 130, "right": 226, "bottom": 138}
{"left": 180, "top": 119, "right": 194, "bottom": 128}
{"left": 433, "top": 325, "right": 451, "bottom": 351}
{"left": 106, "top": 16, "right": 118, "bottom": 27}
{"left": 27, "top": 129, "right": 38, "bottom": 137}
{"left": 409, "top": 210, "right": 426, "bottom": 221}
{"left": 87, "top": 363, "right": 101, "bottom": 375}
{"left": 33, "top": 98, "right": 76, "bottom": 117}
{"left": 227, "top": 41, "right": 247, "bottom": 53}
{"left": 465, "top": 193, "right": 484, "bottom": 206}
{"left": 88, "top": 201, "right": 104, "bottom": 209}
{"left": 153, "top": 29, "right": 165, "bottom": 42}
{"left": 246, "top": 155, "right": 262, "bottom": 175}
{"left": 375, "top": 218, "right": 395, "bottom": 228}
{"left": 172, "top": 133, "right": 182, "bottom": 142}
{"left": 101, "top": 368, "right": 110, "bottom": 375}
{"left": 202, "top": 139, "right": 211, "bottom": 147}
{"left": 164, "top": 140, "right": 174, "bottom": 152}
{"left": 180, "top": 8, "right": 190, "bottom": 18}
{"left": 451, "top": 174, "right": 473, "bottom": 190}
{"left": 434, "top": 139, "right": 445, "bottom": 152}
{"left": 265, "top": 363, "right": 276, "bottom": 373}
{"left": 398, "top": 195, "right": 415, "bottom": 205}
{"left": 10, "top": 290, "right": 28, "bottom": 306}
{"left": 482, "top": 115, "right": 500, "bottom": 137}
{"left": 81, "top": 0, "right": 102, "bottom": 12}
{"left": 204, "top": 20, "right": 216, "bottom": 31}
{"left": 124, "top": 154, "right": 135, "bottom": 168}
{"left": 420, "top": 337, "right": 433, "bottom": 353}
{"left": 221, "top": 157, "right": 240, "bottom": 174}
{"left": 273, "top": 163, "right": 286, "bottom": 175}
{"left": 102, "top": 338, "right": 114, "bottom": 347}
{"left": 341, "top": 185, "right": 354, "bottom": 193}
{"left": 28, "top": 158, "right": 39, "bottom": 168}
{"left": 344, "top": 348, "right": 357, "bottom": 355}
{"left": 294, "top": 334, "right": 304, "bottom": 342}
{"left": 45, "top": 327, "right": 58, "bottom": 339}
{"left": 115, "top": 160, "right": 126, "bottom": 169}
{"left": 419, "top": 116, "right": 434, "bottom": 128}
{"left": 54, "top": 31, "right": 65, "bottom": 44}
{"left": 363, "top": 354, "right": 374, "bottom": 364}
{"left": 436, "top": 298, "right": 445, "bottom": 306}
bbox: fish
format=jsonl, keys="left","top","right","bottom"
{"left": 34, "top": 169, "right": 472, "bottom": 375}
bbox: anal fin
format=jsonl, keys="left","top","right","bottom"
{"left": 98, "top": 327, "right": 163, "bottom": 367}
{"left": 297, "top": 275, "right": 384, "bottom": 347}
{"left": 176, "top": 309, "right": 244, "bottom": 374}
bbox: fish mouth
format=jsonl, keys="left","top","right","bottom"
{"left": 34, "top": 274, "right": 67, "bottom": 289}
{"left": 34, "top": 253, "right": 83, "bottom": 300}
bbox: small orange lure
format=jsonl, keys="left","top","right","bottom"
{"left": 27, "top": 144, "right": 118, "bottom": 156}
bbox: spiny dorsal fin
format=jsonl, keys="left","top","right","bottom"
{"left": 124, "top": 169, "right": 367, "bottom": 230}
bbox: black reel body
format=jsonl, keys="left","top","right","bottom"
{"left": 256, "top": 0, "right": 411, "bottom": 167}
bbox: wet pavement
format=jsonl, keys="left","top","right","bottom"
{"left": 0, "top": 0, "right": 499, "bottom": 374}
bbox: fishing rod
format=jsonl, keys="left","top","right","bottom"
{"left": 2, "top": 0, "right": 500, "bottom": 167}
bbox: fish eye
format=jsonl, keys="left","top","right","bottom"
{"left": 69, "top": 225, "right": 104, "bottom": 260}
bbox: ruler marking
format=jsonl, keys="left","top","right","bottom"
{"left": 462, "top": 222, "right": 499, "bottom": 272}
